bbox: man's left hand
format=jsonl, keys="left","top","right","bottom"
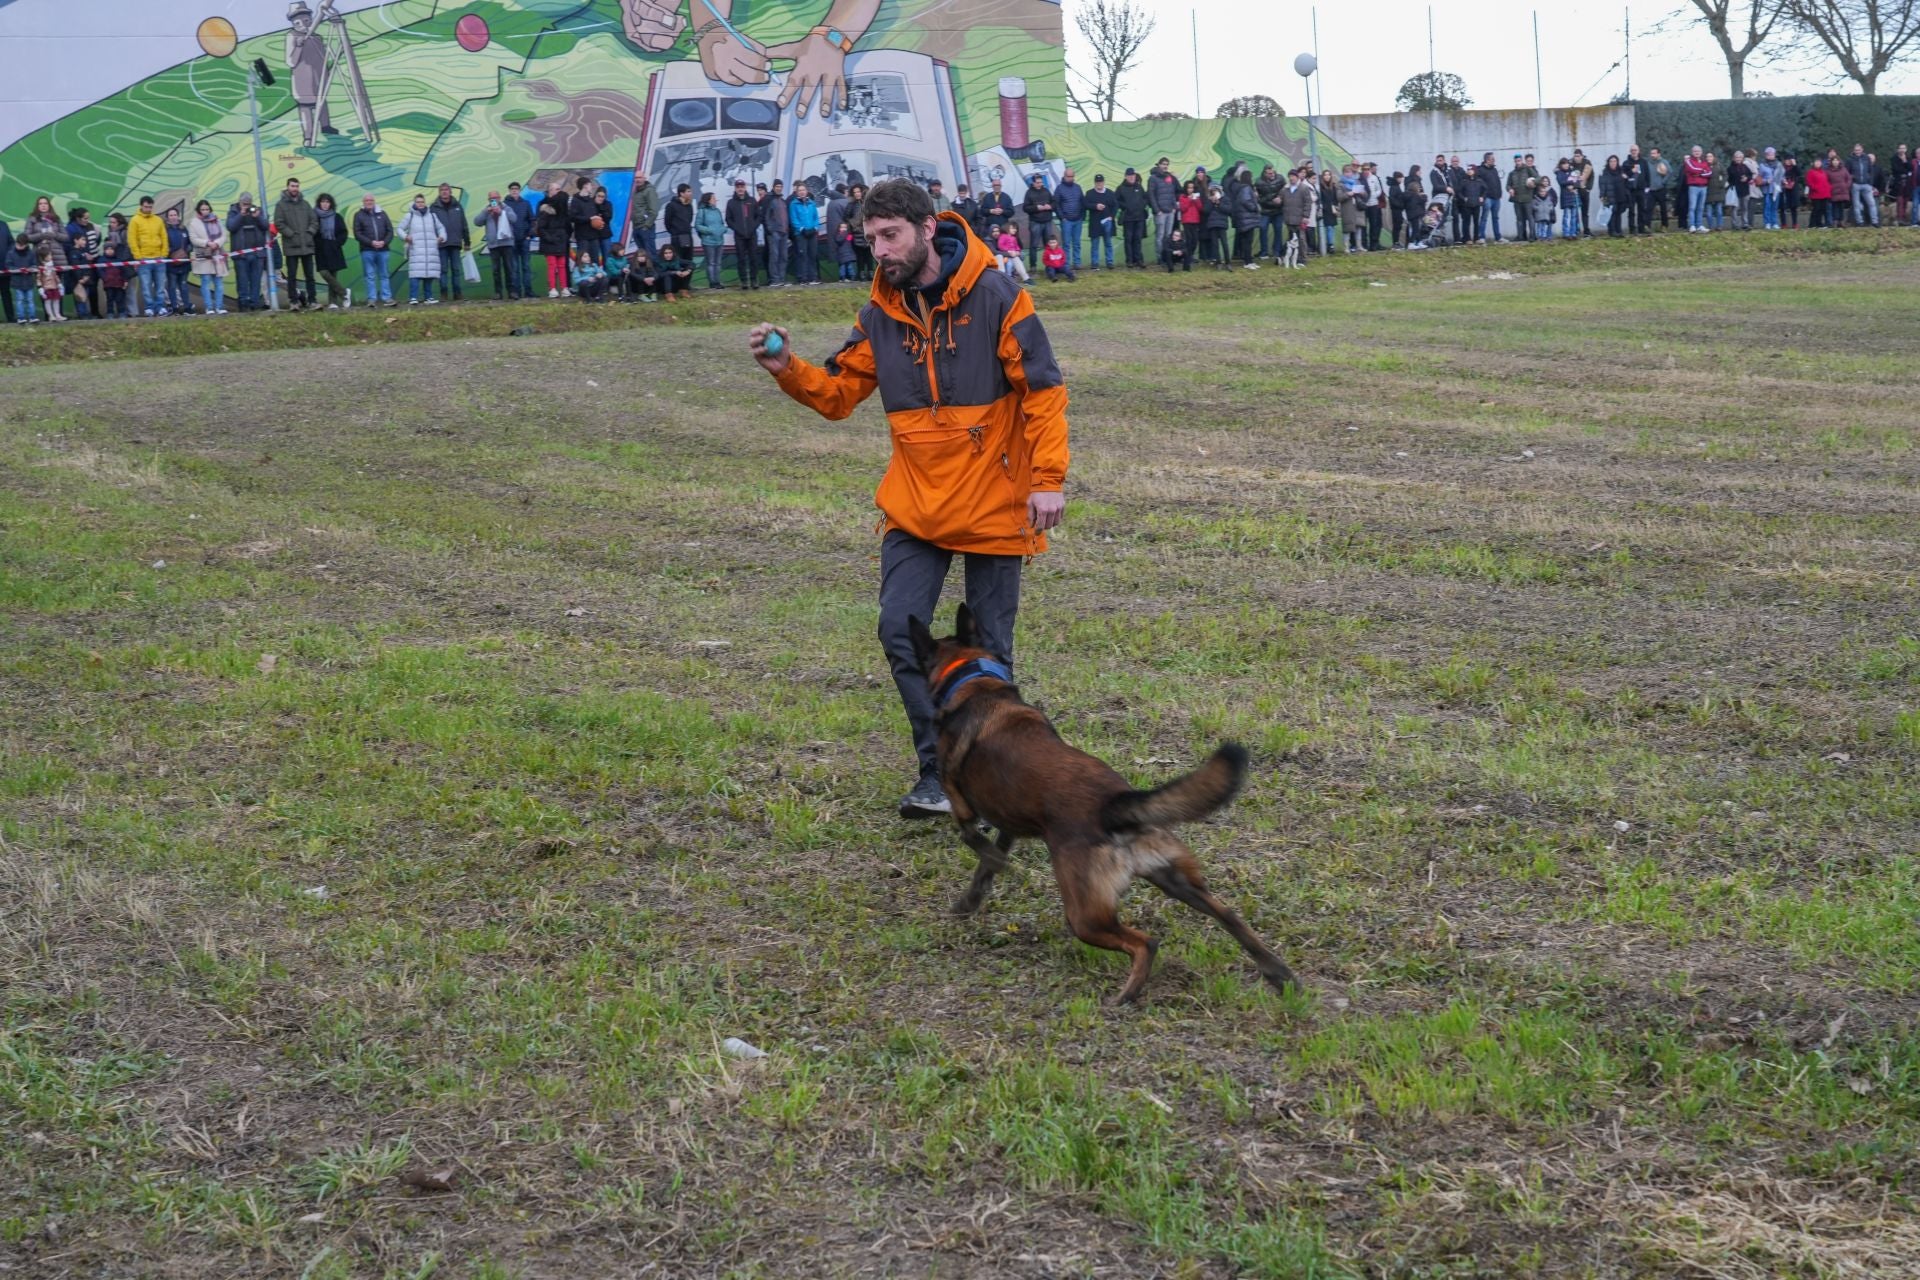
{"left": 1028, "top": 490, "right": 1064, "bottom": 533}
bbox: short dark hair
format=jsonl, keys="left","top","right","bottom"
{"left": 139, "top": 195, "right": 154, "bottom": 205}
{"left": 860, "top": 177, "right": 935, "bottom": 226}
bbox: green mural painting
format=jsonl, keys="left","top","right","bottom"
{"left": 1063, "top": 118, "right": 1352, "bottom": 187}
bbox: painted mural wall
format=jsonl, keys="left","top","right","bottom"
{"left": 0, "top": 0, "right": 1066, "bottom": 236}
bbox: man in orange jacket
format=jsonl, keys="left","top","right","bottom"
{"left": 750, "top": 178, "right": 1069, "bottom": 818}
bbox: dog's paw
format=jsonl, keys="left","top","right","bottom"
{"left": 950, "top": 894, "right": 984, "bottom": 917}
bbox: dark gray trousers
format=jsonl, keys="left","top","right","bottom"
{"left": 877, "top": 529, "right": 1022, "bottom": 777}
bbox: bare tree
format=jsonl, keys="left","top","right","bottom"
{"left": 1067, "top": 0, "right": 1156, "bottom": 122}
{"left": 1216, "top": 94, "right": 1286, "bottom": 118}
{"left": 1783, "top": 0, "right": 1920, "bottom": 93}
{"left": 1677, "top": 0, "right": 1785, "bottom": 97}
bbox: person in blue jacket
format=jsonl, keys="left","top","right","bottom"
{"left": 788, "top": 181, "right": 821, "bottom": 284}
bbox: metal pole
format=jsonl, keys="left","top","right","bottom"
{"left": 1534, "top": 12, "right": 1543, "bottom": 109}
{"left": 1312, "top": 9, "right": 1323, "bottom": 114}
{"left": 1304, "top": 78, "right": 1320, "bottom": 176}
{"left": 1624, "top": 8, "right": 1632, "bottom": 100}
{"left": 1428, "top": 7, "right": 1435, "bottom": 77}
{"left": 1191, "top": 9, "right": 1201, "bottom": 118}
{"left": 247, "top": 69, "right": 280, "bottom": 312}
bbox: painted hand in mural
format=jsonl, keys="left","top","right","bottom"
{"left": 768, "top": 32, "right": 847, "bottom": 119}
{"left": 621, "top": 0, "right": 689, "bottom": 52}
{"left": 698, "top": 25, "right": 771, "bottom": 86}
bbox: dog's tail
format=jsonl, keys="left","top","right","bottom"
{"left": 1101, "top": 743, "right": 1249, "bottom": 833}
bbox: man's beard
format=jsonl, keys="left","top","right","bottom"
{"left": 879, "top": 232, "right": 931, "bottom": 287}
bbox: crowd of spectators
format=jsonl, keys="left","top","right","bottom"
{"left": 7, "top": 140, "right": 1915, "bottom": 322}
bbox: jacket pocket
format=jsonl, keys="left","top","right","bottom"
{"left": 885, "top": 413, "right": 1022, "bottom": 547}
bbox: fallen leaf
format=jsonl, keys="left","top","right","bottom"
{"left": 256, "top": 653, "right": 278, "bottom": 675}
{"left": 400, "top": 1166, "right": 458, "bottom": 1193}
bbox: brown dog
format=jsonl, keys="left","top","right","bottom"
{"left": 908, "top": 606, "right": 1299, "bottom": 1004}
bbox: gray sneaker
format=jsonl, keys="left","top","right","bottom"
{"left": 898, "top": 775, "right": 951, "bottom": 820}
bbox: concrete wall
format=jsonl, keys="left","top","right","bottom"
{"left": 1313, "top": 105, "right": 1638, "bottom": 181}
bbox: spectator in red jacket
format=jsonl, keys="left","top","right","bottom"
{"left": 1804, "top": 158, "right": 1833, "bottom": 228}
{"left": 1683, "top": 146, "right": 1713, "bottom": 232}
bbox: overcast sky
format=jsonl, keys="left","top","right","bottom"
{"left": 1069, "top": 0, "right": 1920, "bottom": 119}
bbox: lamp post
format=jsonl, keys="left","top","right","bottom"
{"left": 1294, "top": 53, "right": 1321, "bottom": 177}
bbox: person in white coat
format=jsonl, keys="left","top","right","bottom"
{"left": 399, "top": 193, "right": 444, "bottom": 305}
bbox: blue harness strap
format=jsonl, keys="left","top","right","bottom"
{"left": 933, "top": 656, "right": 1013, "bottom": 708}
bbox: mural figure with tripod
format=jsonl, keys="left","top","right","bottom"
{"left": 287, "top": 1, "right": 380, "bottom": 148}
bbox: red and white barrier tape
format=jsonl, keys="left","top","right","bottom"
{"left": 3, "top": 243, "right": 273, "bottom": 276}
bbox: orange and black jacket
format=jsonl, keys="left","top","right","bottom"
{"left": 773, "top": 211, "right": 1069, "bottom": 556}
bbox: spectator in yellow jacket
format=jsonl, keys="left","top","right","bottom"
{"left": 126, "top": 196, "right": 172, "bottom": 316}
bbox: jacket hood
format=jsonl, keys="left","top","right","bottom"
{"left": 867, "top": 211, "right": 993, "bottom": 323}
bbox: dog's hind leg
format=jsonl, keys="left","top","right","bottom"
{"left": 1145, "top": 855, "right": 1299, "bottom": 994}
{"left": 1057, "top": 877, "right": 1158, "bottom": 1003}
{"left": 951, "top": 820, "right": 1009, "bottom": 917}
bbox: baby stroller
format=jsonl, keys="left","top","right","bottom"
{"left": 1409, "top": 200, "right": 1451, "bottom": 249}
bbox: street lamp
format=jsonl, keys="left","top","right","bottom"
{"left": 247, "top": 57, "right": 282, "bottom": 311}
{"left": 1294, "top": 53, "right": 1321, "bottom": 177}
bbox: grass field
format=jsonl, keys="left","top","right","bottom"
{"left": 3, "top": 235, "right": 1917, "bottom": 1278}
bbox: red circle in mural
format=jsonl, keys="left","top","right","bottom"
{"left": 455, "top": 13, "right": 490, "bottom": 52}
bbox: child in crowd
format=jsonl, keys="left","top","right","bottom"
{"left": 99, "top": 244, "right": 134, "bottom": 318}
{"left": 7, "top": 234, "right": 38, "bottom": 323}
{"left": 605, "top": 245, "right": 629, "bottom": 299}
{"left": 657, "top": 245, "right": 692, "bottom": 299}
{"left": 1162, "top": 225, "right": 1189, "bottom": 271}
{"left": 1533, "top": 177, "right": 1557, "bottom": 241}
{"left": 36, "top": 245, "right": 65, "bottom": 322}
{"left": 164, "top": 208, "right": 194, "bottom": 315}
{"left": 834, "top": 221, "right": 857, "bottom": 281}
{"left": 1041, "top": 236, "right": 1074, "bottom": 282}
{"left": 993, "top": 224, "right": 1029, "bottom": 281}
{"left": 572, "top": 248, "right": 608, "bottom": 301}
{"left": 1407, "top": 203, "right": 1444, "bottom": 249}
{"left": 624, "top": 246, "right": 658, "bottom": 301}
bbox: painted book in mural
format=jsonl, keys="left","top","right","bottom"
{"left": 630, "top": 50, "right": 967, "bottom": 239}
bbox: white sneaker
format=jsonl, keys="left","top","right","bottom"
{"left": 216, "top": 308, "right": 228, "bottom": 315}
{"left": 561, "top": 288, "right": 572, "bottom": 297}
{"left": 425, "top": 295, "right": 439, "bottom": 305}
{"left": 326, "top": 303, "right": 338, "bottom": 311}
{"left": 1244, "top": 262, "right": 1260, "bottom": 270}
{"left": 547, "top": 288, "right": 558, "bottom": 298}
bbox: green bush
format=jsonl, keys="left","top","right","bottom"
{"left": 1637, "top": 95, "right": 1920, "bottom": 162}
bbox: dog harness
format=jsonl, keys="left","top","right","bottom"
{"left": 931, "top": 655, "right": 1013, "bottom": 709}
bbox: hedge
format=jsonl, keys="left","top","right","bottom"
{"left": 1635, "top": 95, "right": 1920, "bottom": 162}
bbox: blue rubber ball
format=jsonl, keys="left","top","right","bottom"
{"left": 764, "top": 330, "right": 785, "bottom": 356}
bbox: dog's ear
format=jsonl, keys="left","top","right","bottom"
{"left": 907, "top": 615, "right": 939, "bottom": 671}
{"left": 954, "top": 603, "right": 977, "bottom": 648}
